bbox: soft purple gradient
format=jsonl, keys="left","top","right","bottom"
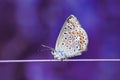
{"left": 0, "top": 0, "right": 120, "bottom": 80}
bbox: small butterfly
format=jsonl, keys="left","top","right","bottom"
{"left": 42, "top": 14, "right": 88, "bottom": 60}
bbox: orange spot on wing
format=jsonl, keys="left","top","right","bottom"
{"left": 77, "top": 32, "right": 83, "bottom": 37}
{"left": 71, "top": 31, "right": 78, "bottom": 34}
{"left": 70, "top": 31, "right": 85, "bottom": 50}
{"left": 77, "top": 31, "right": 85, "bottom": 46}
{"left": 79, "top": 45, "right": 83, "bottom": 50}
{"left": 68, "top": 20, "right": 77, "bottom": 27}
{"left": 80, "top": 37, "right": 85, "bottom": 44}
{"left": 80, "top": 37, "right": 84, "bottom": 40}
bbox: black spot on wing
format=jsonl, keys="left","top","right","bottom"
{"left": 69, "top": 41, "right": 71, "bottom": 43}
{"left": 68, "top": 26, "right": 72, "bottom": 29}
{"left": 65, "top": 37, "right": 67, "bottom": 39}
{"left": 64, "top": 32, "right": 67, "bottom": 34}
{"left": 74, "top": 49, "right": 75, "bottom": 52}
{"left": 76, "top": 46, "right": 78, "bottom": 48}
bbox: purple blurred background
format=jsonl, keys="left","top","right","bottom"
{"left": 0, "top": 0, "right": 120, "bottom": 80}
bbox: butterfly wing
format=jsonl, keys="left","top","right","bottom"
{"left": 55, "top": 15, "right": 88, "bottom": 58}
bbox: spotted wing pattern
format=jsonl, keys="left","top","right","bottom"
{"left": 54, "top": 15, "right": 88, "bottom": 59}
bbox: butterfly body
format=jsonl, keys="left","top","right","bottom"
{"left": 51, "top": 15, "right": 88, "bottom": 60}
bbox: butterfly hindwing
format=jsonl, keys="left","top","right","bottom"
{"left": 54, "top": 15, "right": 88, "bottom": 59}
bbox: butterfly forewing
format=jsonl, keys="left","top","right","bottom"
{"left": 55, "top": 15, "right": 88, "bottom": 59}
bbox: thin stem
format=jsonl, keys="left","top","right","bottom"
{"left": 0, "top": 59, "right": 120, "bottom": 63}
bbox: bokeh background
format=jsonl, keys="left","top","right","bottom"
{"left": 0, "top": 0, "right": 120, "bottom": 80}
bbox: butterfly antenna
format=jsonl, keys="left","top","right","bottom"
{"left": 41, "top": 44, "right": 54, "bottom": 51}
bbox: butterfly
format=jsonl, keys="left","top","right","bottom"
{"left": 42, "top": 14, "right": 88, "bottom": 60}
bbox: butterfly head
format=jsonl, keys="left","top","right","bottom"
{"left": 51, "top": 49, "right": 55, "bottom": 54}
{"left": 51, "top": 49, "right": 59, "bottom": 57}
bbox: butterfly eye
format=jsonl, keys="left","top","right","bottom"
{"left": 51, "top": 50, "right": 54, "bottom": 53}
